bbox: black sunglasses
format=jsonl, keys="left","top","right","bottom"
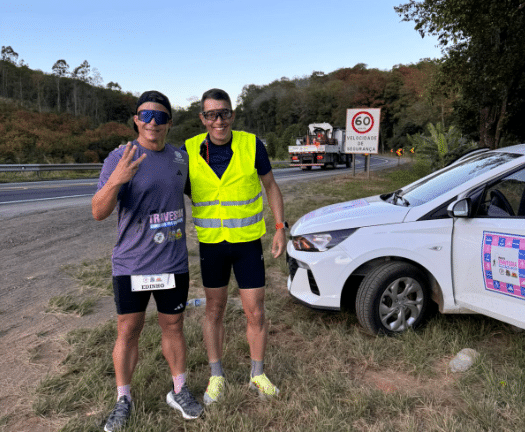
{"left": 201, "top": 109, "right": 233, "bottom": 121}
{"left": 137, "top": 110, "right": 170, "bottom": 125}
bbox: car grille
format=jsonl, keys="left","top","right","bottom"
{"left": 286, "top": 254, "right": 320, "bottom": 296}
{"left": 307, "top": 270, "right": 320, "bottom": 295}
{"left": 287, "top": 253, "right": 298, "bottom": 280}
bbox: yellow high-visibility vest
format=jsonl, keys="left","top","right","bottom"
{"left": 186, "top": 131, "right": 266, "bottom": 243}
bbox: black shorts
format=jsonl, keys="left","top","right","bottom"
{"left": 112, "top": 273, "right": 189, "bottom": 315}
{"left": 199, "top": 239, "right": 265, "bottom": 289}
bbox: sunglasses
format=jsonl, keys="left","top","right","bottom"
{"left": 137, "top": 110, "right": 170, "bottom": 125}
{"left": 201, "top": 109, "right": 233, "bottom": 121}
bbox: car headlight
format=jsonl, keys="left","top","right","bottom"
{"left": 292, "top": 228, "right": 356, "bottom": 252}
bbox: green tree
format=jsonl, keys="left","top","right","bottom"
{"left": 169, "top": 101, "right": 203, "bottom": 146}
{"left": 1, "top": 46, "right": 18, "bottom": 64}
{"left": 264, "top": 132, "right": 278, "bottom": 158}
{"left": 71, "top": 60, "right": 91, "bottom": 115}
{"left": 1, "top": 46, "right": 19, "bottom": 98}
{"left": 106, "top": 82, "right": 122, "bottom": 91}
{"left": 277, "top": 124, "right": 303, "bottom": 160}
{"left": 52, "top": 59, "right": 69, "bottom": 112}
{"left": 395, "top": 0, "right": 525, "bottom": 149}
{"left": 408, "top": 122, "right": 477, "bottom": 170}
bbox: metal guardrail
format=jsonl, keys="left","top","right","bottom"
{"left": 0, "top": 161, "right": 287, "bottom": 174}
{"left": 0, "top": 163, "right": 103, "bottom": 173}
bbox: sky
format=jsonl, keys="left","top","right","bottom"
{"left": 1, "top": 0, "right": 443, "bottom": 109}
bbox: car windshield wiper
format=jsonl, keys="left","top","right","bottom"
{"left": 393, "top": 190, "right": 410, "bottom": 206}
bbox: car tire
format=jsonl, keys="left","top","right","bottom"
{"left": 356, "top": 262, "right": 430, "bottom": 335}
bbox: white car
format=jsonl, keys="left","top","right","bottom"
{"left": 287, "top": 144, "right": 525, "bottom": 335}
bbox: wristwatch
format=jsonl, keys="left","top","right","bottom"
{"left": 275, "top": 221, "right": 289, "bottom": 230}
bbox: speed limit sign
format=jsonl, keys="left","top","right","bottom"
{"left": 351, "top": 111, "right": 374, "bottom": 134}
{"left": 345, "top": 108, "right": 381, "bottom": 154}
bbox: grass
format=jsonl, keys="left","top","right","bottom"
{"left": 30, "top": 160, "right": 525, "bottom": 432}
{"left": 0, "top": 170, "right": 100, "bottom": 183}
{"left": 46, "top": 294, "right": 98, "bottom": 317}
{"left": 44, "top": 258, "right": 114, "bottom": 316}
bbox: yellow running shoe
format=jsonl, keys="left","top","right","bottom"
{"left": 249, "top": 373, "right": 280, "bottom": 399}
{"left": 203, "top": 376, "right": 225, "bottom": 405}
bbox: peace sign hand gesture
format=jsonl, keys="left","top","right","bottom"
{"left": 91, "top": 142, "right": 147, "bottom": 221}
{"left": 110, "top": 142, "right": 147, "bottom": 186}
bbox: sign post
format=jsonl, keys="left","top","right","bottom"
{"left": 345, "top": 109, "right": 381, "bottom": 177}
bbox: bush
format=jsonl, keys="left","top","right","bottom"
{"left": 408, "top": 122, "right": 478, "bottom": 170}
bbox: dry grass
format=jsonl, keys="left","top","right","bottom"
{"left": 0, "top": 170, "right": 100, "bottom": 183}
{"left": 26, "top": 163, "right": 525, "bottom": 432}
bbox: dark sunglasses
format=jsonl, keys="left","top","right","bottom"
{"left": 137, "top": 110, "right": 170, "bottom": 125}
{"left": 201, "top": 109, "right": 233, "bottom": 121}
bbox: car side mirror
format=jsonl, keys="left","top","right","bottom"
{"left": 447, "top": 198, "right": 471, "bottom": 218}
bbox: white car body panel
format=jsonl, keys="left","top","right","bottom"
{"left": 292, "top": 197, "right": 409, "bottom": 234}
{"left": 288, "top": 218, "right": 458, "bottom": 311}
{"left": 287, "top": 144, "right": 525, "bottom": 331}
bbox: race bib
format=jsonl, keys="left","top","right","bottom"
{"left": 131, "top": 273, "right": 176, "bottom": 292}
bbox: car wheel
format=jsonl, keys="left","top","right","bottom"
{"left": 356, "top": 262, "right": 430, "bottom": 335}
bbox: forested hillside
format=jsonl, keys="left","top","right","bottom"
{"left": 1, "top": 45, "right": 453, "bottom": 163}
{"left": 0, "top": 46, "right": 138, "bottom": 163}
{"left": 230, "top": 62, "right": 453, "bottom": 158}
{"left": 3, "top": 0, "right": 525, "bottom": 167}
{"left": 0, "top": 104, "right": 136, "bottom": 163}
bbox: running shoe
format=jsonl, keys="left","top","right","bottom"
{"left": 203, "top": 375, "right": 225, "bottom": 405}
{"left": 104, "top": 396, "right": 133, "bottom": 432}
{"left": 166, "top": 384, "right": 203, "bottom": 420}
{"left": 249, "top": 373, "right": 280, "bottom": 399}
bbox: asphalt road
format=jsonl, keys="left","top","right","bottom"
{"left": 0, "top": 155, "right": 399, "bottom": 218}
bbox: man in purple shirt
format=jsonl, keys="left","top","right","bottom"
{"left": 92, "top": 91, "right": 202, "bottom": 431}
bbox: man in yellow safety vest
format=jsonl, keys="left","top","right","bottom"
{"left": 183, "top": 88, "right": 286, "bottom": 404}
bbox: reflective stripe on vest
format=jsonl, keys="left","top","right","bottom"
{"left": 193, "top": 199, "right": 220, "bottom": 207}
{"left": 193, "top": 211, "right": 263, "bottom": 229}
{"left": 222, "top": 191, "right": 262, "bottom": 206}
{"left": 223, "top": 212, "right": 263, "bottom": 228}
{"left": 193, "top": 218, "right": 221, "bottom": 228}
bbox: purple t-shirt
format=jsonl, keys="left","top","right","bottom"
{"left": 97, "top": 140, "right": 189, "bottom": 276}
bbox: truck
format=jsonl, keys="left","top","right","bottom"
{"left": 288, "top": 123, "right": 352, "bottom": 170}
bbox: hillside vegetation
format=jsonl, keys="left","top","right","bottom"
{"left": 0, "top": 102, "right": 135, "bottom": 163}
{"left": 0, "top": 55, "right": 457, "bottom": 164}
{"left": 3, "top": 0, "right": 525, "bottom": 166}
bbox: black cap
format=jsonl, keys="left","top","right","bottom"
{"left": 134, "top": 90, "right": 172, "bottom": 132}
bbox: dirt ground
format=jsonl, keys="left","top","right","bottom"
{"left": 0, "top": 198, "right": 123, "bottom": 431}
{"left": 0, "top": 165, "right": 404, "bottom": 431}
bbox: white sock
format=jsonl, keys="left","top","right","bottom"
{"left": 117, "top": 384, "right": 131, "bottom": 401}
{"left": 173, "top": 373, "right": 186, "bottom": 394}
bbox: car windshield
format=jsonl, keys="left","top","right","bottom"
{"left": 392, "top": 152, "right": 521, "bottom": 206}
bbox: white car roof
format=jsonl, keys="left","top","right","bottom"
{"left": 494, "top": 144, "right": 525, "bottom": 155}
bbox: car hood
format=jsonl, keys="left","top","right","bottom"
{"left": 291, "top": 195, "right": 410, "bottom": 235}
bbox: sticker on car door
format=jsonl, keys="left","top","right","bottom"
{"left": 483, "top": 231, "right": 525, "bottom": 299}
